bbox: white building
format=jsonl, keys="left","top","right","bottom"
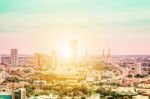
{"left": 11, "top": 49, "right": 18, "bottom": 67}
{"left": 132, "top": 95, "right": 149, "bottom": 99}
{"left": 16, "top": 88, "right": 26, "bottom": 99}
{"left": 136, "top": 63, "right": 142, "bottom": 74}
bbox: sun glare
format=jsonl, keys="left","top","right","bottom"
{"left": 57, "top": 44, "right": 70, "bottom": 59}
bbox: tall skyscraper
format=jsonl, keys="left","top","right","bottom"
{"left": 34, "top": 53, "right": 41, "bottom": 67}
{"left": 85, "top": 48, "right": 88, "bottom": 57}
{"left": 11, "top": 49, "right": 18, "bottom": 67}
{"left": 34, "top": 53, "right": 51, "bottom": 69}
{"left": 51, "top": 50, "right": 57, "bottom": 69}
{"left": 136, "top": 63, "right": 142, "bottom": 74}
{"left": 102, "top": 49, "right": 105, "bottom": 58}
{"left": 107, "top": 49, "right": 111, "bottom": 58}
{"left": 69, "top": 40, "right": 78, "bottom": 64}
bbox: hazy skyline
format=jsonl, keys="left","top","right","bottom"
{"left": 0, "top": 0, "right": 150, "bottom": 55}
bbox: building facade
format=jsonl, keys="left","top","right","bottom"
{"left": 70, "top": 40, "right": 78, "bottom": 64}
{"left": 11, "top": 49, "right": 18, "bottom": 67}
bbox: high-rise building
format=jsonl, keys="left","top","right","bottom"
{"left": 69, "top": 40, "right": 78, "bottom": 64}
{"left": 11, "top": 49, "right": 18, "bottom": 67}
{"left": 34, "top": 53, "right": 51, "bottom": 69}
{"left": 136, "top": 63, "right": 142, "bottom": 74}
{"left": 107, "top": 49, "right": 111, "bottom": 58}
{"left": 15, "top": 88, "right": 26, "bottom": 99}
{"left": 102, "top": 49, "right": 105, "bottom": 58}
{"left": 85, "top": 48, "right": 88, "bottom": 57}
{"left": 51, "top": 50, "right": 57, "bottom": 69}
{"left": 34, "top": 53, "right": 40, "bottom": 67}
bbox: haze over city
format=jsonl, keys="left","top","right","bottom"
{"left": 0, "top": 0, "right": 150, "bottom": 99}
{"left": 0, "top": 0, "right": 150, "bottom": 55}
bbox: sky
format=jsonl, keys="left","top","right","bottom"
{"left": 0, "top": 0, "right": 150, "bottom": 55}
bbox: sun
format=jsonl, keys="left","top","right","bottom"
{"left": 57, "top": 44, "right": 70, "bottom": 59}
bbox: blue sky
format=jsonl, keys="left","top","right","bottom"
{"left": 0, "top": 0, "right": 150, "bottom": 55}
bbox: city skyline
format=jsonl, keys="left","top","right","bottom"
{"left": 0, "top": 0, "right": 150, "bottom": 55}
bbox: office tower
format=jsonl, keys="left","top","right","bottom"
{"left": 19, "top": 88, "right": 26, "bottom": 99}
{"left": 102, "top": 49, "right": 105, "bottom": 58}
{"left": 15, "top": 88, "right": 26, "bottom": 99}
{"left": 136, "top": 63, "right": 142, "bottom": 74}
{"left": 34, "top": 53, "right": 40, "bottom": 67}
{"left": 69, "top": 40, "right": 78, "bottom": 64}
{"left": 51, "top": 50, "right": 57, "bottom": 69}
{"left": 11, "top": 49, "right": 18, "bottom": 67}
{"left": 107, "top": 49, "right": 111, "bottom": 58}
{"left": 34, "top": 53, "right": 51, "bottom": 69}
{"left": 85, "top": 48, "right": 88, "bottom": 57}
